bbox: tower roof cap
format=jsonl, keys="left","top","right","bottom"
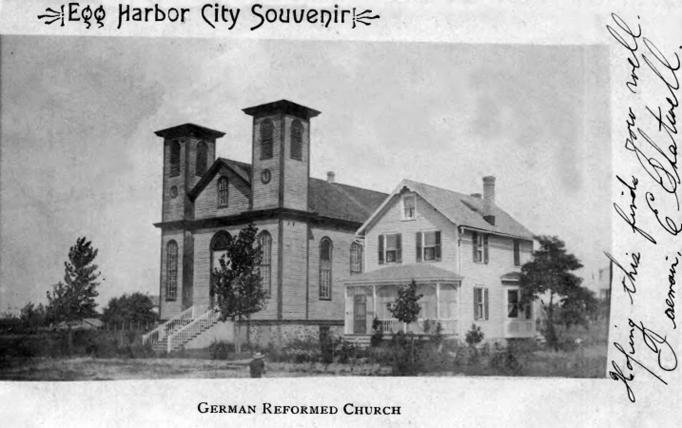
{"left": 154, "top": 123, "right": 225, "bottom": 139}
{"left": 242, "top": 99, "right": 321, "bottom": 119}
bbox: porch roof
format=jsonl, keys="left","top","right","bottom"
{"left": 345, "top": 264, "right": 463, "bottom": 285}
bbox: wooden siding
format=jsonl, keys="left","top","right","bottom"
{"left": 251, "top": 114, "right": 282, "bottom": 210}
{"left": 193, "top": 165, "right": 251, "bottom": 219}
{"left": 191, "top": 220, "right": 279, "bottom": 320}
{"left": 281, "top": 114, "right": 309, "bottom": 211}
{"left": 307, "top": 226, "right": 356, "bottom": 320}
{"left": 364, "top": 192, "right": 458, "bottom": 272}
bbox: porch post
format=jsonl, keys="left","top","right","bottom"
{"left": 373, "top": 285, "right": 377, "bottom": 318}
{"left": 436, "top": 282, "right": 440, "bottom": 320}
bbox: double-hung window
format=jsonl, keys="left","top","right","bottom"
{"left": 472, "top": 232, "right": 489, "bottom": 264}
{"left": 507, "top": 289, "right": 531, "bottom": 319}
{"left": 416, "top": 231, "right": 441, "bottom": 262}
{"left": 378, "top": 233, "right": 402, "bottom": 264}
{"left": 473, "top": 287, "right": 489, "bottom": 320}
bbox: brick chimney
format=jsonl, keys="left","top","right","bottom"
{"left": 482, "top": 176, "right": 495, "bottom": 225}
{"left": 327, "top": 171, "right": 335, "bottom": 184}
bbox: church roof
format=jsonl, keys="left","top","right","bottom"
{"left": 189, "top": 158, "right": 388, "bottom": 225}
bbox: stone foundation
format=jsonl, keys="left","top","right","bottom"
{"left": 233, "top": 322, "right": 343, "bottom": 349}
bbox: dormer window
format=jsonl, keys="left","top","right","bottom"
{"left": 402, "top": 194, "right": 416, "bottom": 220}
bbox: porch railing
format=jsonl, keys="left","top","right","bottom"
{"left": 377, "top": 318, "right": 458, "bottom": 335}
{"left": 141, "top": 306, "right": 194, "bottom": 346}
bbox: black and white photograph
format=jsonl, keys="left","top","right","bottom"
{"left": 0, "top": 1, "right": 680, "bottom": 426}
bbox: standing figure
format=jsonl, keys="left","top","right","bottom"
{"left": 249, "top": 352, "right": 265, "bottom": 378}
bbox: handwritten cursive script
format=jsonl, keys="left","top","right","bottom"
{"left": 607, "top": 12, "right": 681, "bottom": 403}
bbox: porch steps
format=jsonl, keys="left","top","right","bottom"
{"left": 343, "top": 335, "right": 371, "bottom": 349}
{"left": 144, "top": 306, "right": 222, "bottom": 353}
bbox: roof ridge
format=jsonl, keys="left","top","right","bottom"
{"left": 309, "top": 177, "right": 387, "bottom": 197}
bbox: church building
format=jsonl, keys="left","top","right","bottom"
{"left": 147, "top": 100, "right": 387, "bottom": 351}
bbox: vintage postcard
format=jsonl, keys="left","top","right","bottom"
{"left": 0, "top": 0, "right": 680, "bottom": 426}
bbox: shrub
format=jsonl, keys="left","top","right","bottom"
{"left": 336, "top": 339, "right": 357, "bottom": 364}
{"left": 465, "top": 324, "right": 484, "bottom": 347}
{"left": 208, "top": 340, "right": 234, "bottom": 360}
{"left": 281, "top": 335, "right": 321, "bottom": 363}
{"left": 490, "top": 347, "right": 522, "bottom": 375}
{"left": 417, "top": 341, "right": 450, "bottom": 372}
{"left": 370, "top": 317, "right": 383, "bottom": 348}
{"left": 320, "top": 330, "right": 335, "bottom": 364}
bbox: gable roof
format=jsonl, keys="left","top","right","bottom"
{"left": 359, "top": 179, "right": 533, "bottom": 240}
{"left": 188, "top": 157, "right": 388, "bottom": 224}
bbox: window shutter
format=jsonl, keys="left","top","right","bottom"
{"left": 473, "top": 288, "right": 479, "bottom": 319}
{"left": 396, "top": 234, "right": 402, "bottom": 263}
{"left": 378, "top": 235, "right": 384, "bottom": 265}
{"left": 483, "top": 235, "right": 489, "bottom": 264}
{"left": 472, "top": 232, "right": 478, "bottom": 261}
{"left": 435, "top": 231, "right": 441, "bottom": 261}
{"left": 484, "top": 288, "right": 489, "bottom": 320}
{"left": 416, "top": 232, "right": 422, "bottom": 262}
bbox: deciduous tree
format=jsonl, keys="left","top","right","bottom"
{"left": 519, "top": 235, "right": 594, "bottom": 350}
{"left": 212, "top": 223, "right": 266, "bottom": 353}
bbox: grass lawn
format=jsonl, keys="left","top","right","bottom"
{"left": 0, "top": 319, "right": 608, "bottom": 380}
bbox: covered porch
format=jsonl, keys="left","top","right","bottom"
{"left": 344, "top": 264, "right": 463, "bottom": 337}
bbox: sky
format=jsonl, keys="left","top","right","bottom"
{"left": 0, "top": 36, "right": 611, "bottom": 313}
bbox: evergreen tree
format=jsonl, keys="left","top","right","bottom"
{"left": 46, "top": 237, "right": 102, "bottom": 324}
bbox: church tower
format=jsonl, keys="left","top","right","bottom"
{"left": 242, "top": 100, "right": 320, "bottom": 211}
{"left": 155, "top": 123, "right": 225, "bottom": 221}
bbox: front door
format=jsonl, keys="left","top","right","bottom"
{"left": 353, "top": 294, "right": 367, "bottom": 334}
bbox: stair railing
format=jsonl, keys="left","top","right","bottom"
{"left": 166, "top": 306, "right": 222, "bottom": 353}
{"left": 142, "top": 306, "right": 194, "bottom": 346}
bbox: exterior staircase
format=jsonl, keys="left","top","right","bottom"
{"left": 343, "top": 335, "right": 372, "bottom": 349}
{"left": 142, "top": 306, "right": 222, "bottom": 353}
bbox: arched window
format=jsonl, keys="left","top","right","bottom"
{"left": 290, "top": 119, "right": 303, "bottom": 161}
{"left": 258, "top": 231, "right": 272, "bottom": 296}
{"left": 166, "top": 240, "right": 178, "bottom": 301}
{"left": 260, "top": 119, "right": 274, "bottom": 160}
{"left": 169, "top": 140, "right": 181, "bottom": 177}
{"left": 319, "top": 238, "right": 333, "bottom": 300}
{"left": 196, "top": 141, "right": 208, "bottom": 176}
{"left": 210, "top": 231, "right": 232, "bottom": 306}
{"left": 350, "top": 242, "right": 363, "bottom": 274}
{"left": 217, "top": 176, "right": 229, "bottom": 208}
